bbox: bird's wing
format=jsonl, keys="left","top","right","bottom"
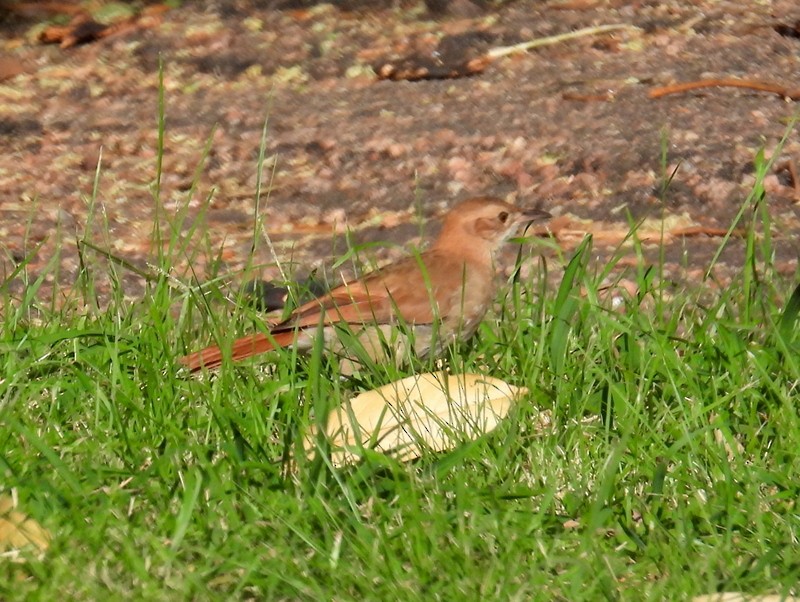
{"left": 276, "top": 286, "right": 391, "bottom": 330}
{"left": 272, "top": 253, "right": 457, "bottom": 332}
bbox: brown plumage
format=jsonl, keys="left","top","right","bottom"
{"left": 180, "top": 196, "right": 550, "bottom": 372}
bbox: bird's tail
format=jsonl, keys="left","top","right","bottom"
{"left": 179, "top": 330, "right": 297, "bottom": 372}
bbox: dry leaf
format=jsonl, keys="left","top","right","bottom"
{"left": 306, "top": 371, "right": 528, "bottom": 466}
{"left": 0, "top": 494, "right": 51, "bottom": 560}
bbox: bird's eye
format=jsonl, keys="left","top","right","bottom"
{"left": 498, "top": 211, "right": 509, "bottom": 223}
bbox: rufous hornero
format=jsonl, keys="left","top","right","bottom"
{"left": 179, "top": 196, "right": 550, "bottom": 372}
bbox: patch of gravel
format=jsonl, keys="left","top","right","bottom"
{"left": 1, "top": 0, "right": 798, "bottom": 301}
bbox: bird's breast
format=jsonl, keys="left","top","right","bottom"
{"left": 435, "top": 263, "right": 493, "bottom": 336}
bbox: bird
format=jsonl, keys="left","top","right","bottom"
{"left": 179, "top": 196, "right": 550, "bottom": 372}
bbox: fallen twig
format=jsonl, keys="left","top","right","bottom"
{"left": 670, "top": 226, "right": 737, "bottom": 238}
{"left": 487, "top": 24, "right": 639, "bottom": 59}
{"left": 376, "top": 23, "right": 638, "bottom": 82}
{"left": 649, "top": 78, "right": 800, "bottom": 101}
{"left": 39, "top": 6, "right": 168, "bottom": 48}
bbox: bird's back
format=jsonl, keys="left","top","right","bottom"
{"left": 275, "top": 248, "right": 493, "bottom": 333}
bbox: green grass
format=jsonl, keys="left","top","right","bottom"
{"left": 3, "top": 111, "right": 800, "bottom": 600}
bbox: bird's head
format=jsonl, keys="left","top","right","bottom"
{"left": 434, "top": 196, "right": 550, "bottom": 254}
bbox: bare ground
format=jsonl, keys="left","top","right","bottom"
{"left": 1, "top": 0, "right": 799, "bottom": 303}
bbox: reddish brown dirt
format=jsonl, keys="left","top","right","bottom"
{"left": 1, "top": 1, "right": 799, "bottom": 302}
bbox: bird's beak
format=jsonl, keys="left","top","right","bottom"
{"left": 520, "top": 208, "right": 552, "bottom": 222}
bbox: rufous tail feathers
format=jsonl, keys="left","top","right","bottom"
{"left": 179, "top": 330, "right": 297, "bottom": 372}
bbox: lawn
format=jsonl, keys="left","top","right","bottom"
{"left": 2, "top": 115, "right": 799, "bottom": 600}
